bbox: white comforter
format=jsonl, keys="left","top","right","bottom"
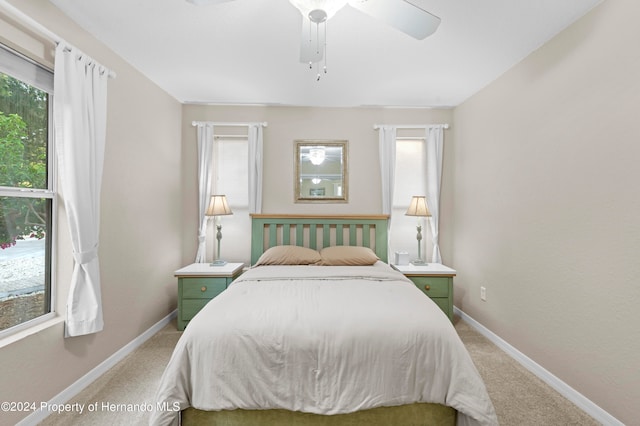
{"left": 150, "top": 262, "right": 497, "bottom": 426}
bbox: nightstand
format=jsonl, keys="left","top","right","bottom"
{"left": 392, "top": 263, "right": 456, "bottom": 322}
{"left": 174, "top": 262, "right": 244, "bottom": 331}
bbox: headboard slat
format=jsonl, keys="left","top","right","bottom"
{"left": 349, "top": 224, "right": 357, "bottom": 246}
{"left": 336, "top": 224, "right": 344, "bottom": 246}
{"left": 269, "top": 224, "right": 277, "bottom": 247}
{"left": 363, "top": 224, "right": 371, "bottom": 248}
{"left": 296, "top": 224, "right": 304, "bottom": 246}
{"left": 309, "top": 224, "right": 317, "bottom": 250}
{"left": 322, "top": 224, "right": 331, "bottom": 248}
{"left": 283, "top": 225, "right": 291, "bottom": 245}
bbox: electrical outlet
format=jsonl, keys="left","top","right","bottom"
{"left": 480, "top": 286, "right": 487, "bottom": 301}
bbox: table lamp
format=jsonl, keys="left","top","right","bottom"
{"left": 405, "top": 195, "right": 431, "bottom": 265}
{"left": 205, "top": 194, "right": 233, "bottom": 266}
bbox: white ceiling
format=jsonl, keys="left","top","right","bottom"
{"left": 49, "top": 0, "right": 602, "bottom": 108}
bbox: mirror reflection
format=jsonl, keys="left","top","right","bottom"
{"left": 295, "top": 140, "right": 348, "bottom": 203}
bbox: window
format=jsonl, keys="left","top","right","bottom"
{"left": 212, "top": 136, "right": 250, "bottom": 264}
{"left": 389, "top": 138, "right": 429, "bottom": 260}
{"left": 0, "top": 44, "right": 55, "bottom": 335}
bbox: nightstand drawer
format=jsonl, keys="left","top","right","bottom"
{"left": 181, "top": 299, "right": 211, "bottom": 321}
{"left": 430, "top": 297, "right": 450, "bottom": 314}
{"left": 408, "top": 276, "right": 450, "bottom": 297}
{"left": 181, "top": 278, "right": 227, "bottom": 299}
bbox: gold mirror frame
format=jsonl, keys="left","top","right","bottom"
{"left": 294, "top": 140, "right": 348, "bottom": 203}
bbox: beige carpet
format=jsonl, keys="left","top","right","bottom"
{"left": 39, "top": 317, "right": 599, "bottom": 426}
{"left": 454, "top": 319, "right": 598, "bottom": 426}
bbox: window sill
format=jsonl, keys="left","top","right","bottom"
{"left": 0, "top": 314, "right": 64, "bottom": 349}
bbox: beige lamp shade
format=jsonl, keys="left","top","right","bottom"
{"left": 205, "top": 195, "right": 233, "bottom": 216}
{"left": 405, "top": 196, "right": 431, "bottom": 217}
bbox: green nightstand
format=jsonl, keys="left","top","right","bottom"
{"left": 392, "top": 263, "right": 456, "bottom": 322}
{"left": 174, "top": 262, "right": 244, "bottom": 331}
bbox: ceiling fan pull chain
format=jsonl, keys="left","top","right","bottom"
{"left": 316, "top": 19, "right": 322, "bottom": 80}
{"left": 324, "top": 20, "right": 328, "bottom": 74}
{"left": 308, "top": 16, "right": 313, "bottom": 70}
{"left": 316, "top": 21, "right": 321, "bottom": 55}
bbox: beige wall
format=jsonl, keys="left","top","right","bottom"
{"left": 0, "top": 1, "right": 183, "bottom": 424}
{"left": 181, "top": 105, "right": 454, "bottom": 265}
{"left": 451, "top": 0, "right": 639, "bottom": 423}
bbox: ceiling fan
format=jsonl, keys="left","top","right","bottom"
{"left": 185, "top": 0, "right": 441, "bottom": 79}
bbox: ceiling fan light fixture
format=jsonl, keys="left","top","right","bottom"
{"left": 308, "top": 9, "right": 328, "bottom": 23}
{"left": 288, "top": 0, "right": 348, "bottom": 20}
{"left": 309, "top": 147, "right": 326, "bottom": 165}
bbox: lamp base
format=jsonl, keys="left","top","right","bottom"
{"left": 410, "top": 259, "right": 428, "bottom": 266}
{"left": 210, "top": 259, "right": 227, "bottom": 267}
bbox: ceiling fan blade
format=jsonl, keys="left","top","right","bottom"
{"left": 348, "top": 0, "right": 441, "bottom": 40}
{"left": 299, "top": 17, "right": 325, "bottom": 64}
{"left": 185, "top": 0, "right": 235, "bottom": 5}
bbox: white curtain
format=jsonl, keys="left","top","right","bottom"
{"left": 194, "top": 124, "right": 215, "bottom": 263}
{"left": 424, "top": 125, "right": 445, "bottom": 263}
{"left": 247, "top": 124, "right": 263, "bottom": 214}
{"left": 53, "top": 43, "right": 109, "bottom": 337}
{"left": 378, "top": 126, "right": 397, "bottom": 215}
{"left": 378, "top": 126, "right": 397, "bottom": 261}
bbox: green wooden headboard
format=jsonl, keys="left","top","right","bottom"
{"left": 250, "top": 214, "right": 389, "bottom": 265}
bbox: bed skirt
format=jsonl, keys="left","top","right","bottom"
{"left": 181, "top": 403, "right": 457, "bottom": 425}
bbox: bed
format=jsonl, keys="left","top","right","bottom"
{"left": 151, "top": 215, "right": 497, "bottom": 426}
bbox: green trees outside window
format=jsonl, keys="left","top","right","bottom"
{"left": 0, "top": 72, "right": 49, "bottom": 249}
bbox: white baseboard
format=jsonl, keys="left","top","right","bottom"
{"left": 16, "top": 310, "right": 177, "bottom": 426}
{"left": 454, "top": 306, "right": 622, "bottom": 426}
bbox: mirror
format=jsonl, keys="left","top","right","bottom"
{"left": 295, "top": 140, "right": 348, "bottom": 203}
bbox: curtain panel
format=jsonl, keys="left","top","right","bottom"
{"left": 53, "top": 43, "right": 110, "bottom": 337}
{"left": 378, "top": 125, "right": 397, "bottom": 261}
{"left": 194, "top": 124, "right": 215, "bottom": 263}
{"left": 378, "top": 126, "right": 397, "bottom": 216}
{"left": 424, "top": 125, "right": 445, "bottom": 263}
{"left": 248, "top": 124, "right": 263, "bottom": 214}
